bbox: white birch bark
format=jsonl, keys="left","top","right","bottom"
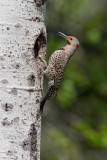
{"left": 0, "top": 0, "right": 46, "bottom": 159}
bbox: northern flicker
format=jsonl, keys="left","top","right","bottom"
{"left": 40, "top": 32, "right": 79, "bottom": 112}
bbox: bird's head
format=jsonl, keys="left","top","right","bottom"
{"left": 58, "top": 32, "right": 79, "bottom": 50}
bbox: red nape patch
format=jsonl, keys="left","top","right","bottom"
{"left": 76, "top": 44, "right": 79, "bottom": 50}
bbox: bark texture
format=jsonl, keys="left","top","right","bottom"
{"left": 0, "top": 0, "right": 46, "bottom": 159}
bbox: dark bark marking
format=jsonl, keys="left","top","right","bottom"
{"left": 19, "top": 105, "right": 22, "bottom": 108}
{"left": 33, "top": 17, "right": 41, "bottom": 22}
{"left": 12, "top": 117, "right": 19, "bottom": 124}
{"left": 21, "top": 140, "right": 30, "bottom": 151}
{"left": 9, "top": 88, "right": 18, "bottom": 95}
{"left": 36, "top": 99, "right": 39, "bottom": 104}
{"left": 1, "top": 79, "right": 8, "bottom": 84}
{"left": 6, "top": 150, "right": 14, "bottom": 156}
{"left": 1, "top": 118, "right": 11, "bottom": 126}
{"left": 21, "top": 123, "right": 38, "bottom": 159}
{"left": 0, "top": 56, "right": 5, "bottom": 61}
{"left": 27, "top": 73, "right": 35, "bottom": 86}
{"left": 34, "top": 0, "right": 42, "bottom": 7}
{"left": 36, "top": 111, "right": 41, "bottom": 121}
{"left": 25, "top": 30, "right": 29, "bottom": 36}
{"left": 34, "top": 0, "right": 47, "bottom": 6}
{"left": 7, "top": 27, "right": 10, "bottom": 30}
{"left": 1, "top": 117, "right": 19, "bottom": 126}
{"left": 12, "top": 63, "right": 21, "bottom": 69}
{"left": 28, "top": 89, "right": 35, "bottom": 93}
{"left": 29, "top": 123, "right": 38, "bottom": 159}
{"left": 15, "top": 23, "right": 22, "bottom": 28}
{"left": 2, "top": 103, "right": 13, "bottom": 112}
{"left": 26, "top": 17, "right": 42, "bottom": 22}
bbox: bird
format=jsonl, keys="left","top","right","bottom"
{"left": 40, "top": 32, "right": 79, "bottom": 112}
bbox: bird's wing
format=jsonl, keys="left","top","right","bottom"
{"left": 54, "top": 51, "right": 67, "bottom": 96}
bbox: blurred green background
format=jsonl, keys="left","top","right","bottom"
{"left": 41, "top": 0, "right": 107, "bottom": 160}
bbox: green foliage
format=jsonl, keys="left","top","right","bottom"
{"left": 50, "top": 130, "right": 70, "bottom": 148}
{"left": 58, "top": 79, "right": 77, "bottom": 108}
{"left": 73, "top": 121, "right": 107, "bottom": 148}
{"left": 86, "top": 28, "right": 102, "bottom": 44}
{"left": 41, "top": 0, "right": 107, "bottom": 160}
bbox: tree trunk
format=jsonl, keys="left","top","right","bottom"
{"left": 0, "top": 0, "right": 46, "bottom": 159}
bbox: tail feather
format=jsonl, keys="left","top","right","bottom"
{"left": 53, "top": 89, "right": 57, "bottom": 98}
{"left": 40, "top": 85, "right": 54, "bottom": 112}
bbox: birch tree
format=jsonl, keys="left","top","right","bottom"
{"left": 0, "top": 0, "right": 46, "bottom": 159}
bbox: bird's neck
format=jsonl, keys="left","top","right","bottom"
{"left": 64, "top": 45, "right": 76, "bottom": 57}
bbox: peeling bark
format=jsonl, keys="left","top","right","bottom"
{"left": 0, "top": 0, "right": 46, "bottom": 159}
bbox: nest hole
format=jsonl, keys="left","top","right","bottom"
{"left": 34, "top": 32, "right": 46, "bottom": 58}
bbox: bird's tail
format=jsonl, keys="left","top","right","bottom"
{"left": 53, "top": 89, "right": 57, "bottom": 98}
{"left": 40, "top": 85, "right": 54, "bottom": 112}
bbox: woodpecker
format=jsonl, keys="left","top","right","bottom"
{"left": 40, "top": 32, "right": 79, "bottom": 112}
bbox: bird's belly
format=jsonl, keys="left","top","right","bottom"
{"left": 44, "top": 65, "right": 55, "bottom": 80}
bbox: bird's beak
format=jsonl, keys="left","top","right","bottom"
{"left": 58, "top": 32, "right": 67, "bottom": 39}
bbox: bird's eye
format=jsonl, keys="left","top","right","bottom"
{"left": 70, "top": 38, "right": 72, "bottom": 40}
